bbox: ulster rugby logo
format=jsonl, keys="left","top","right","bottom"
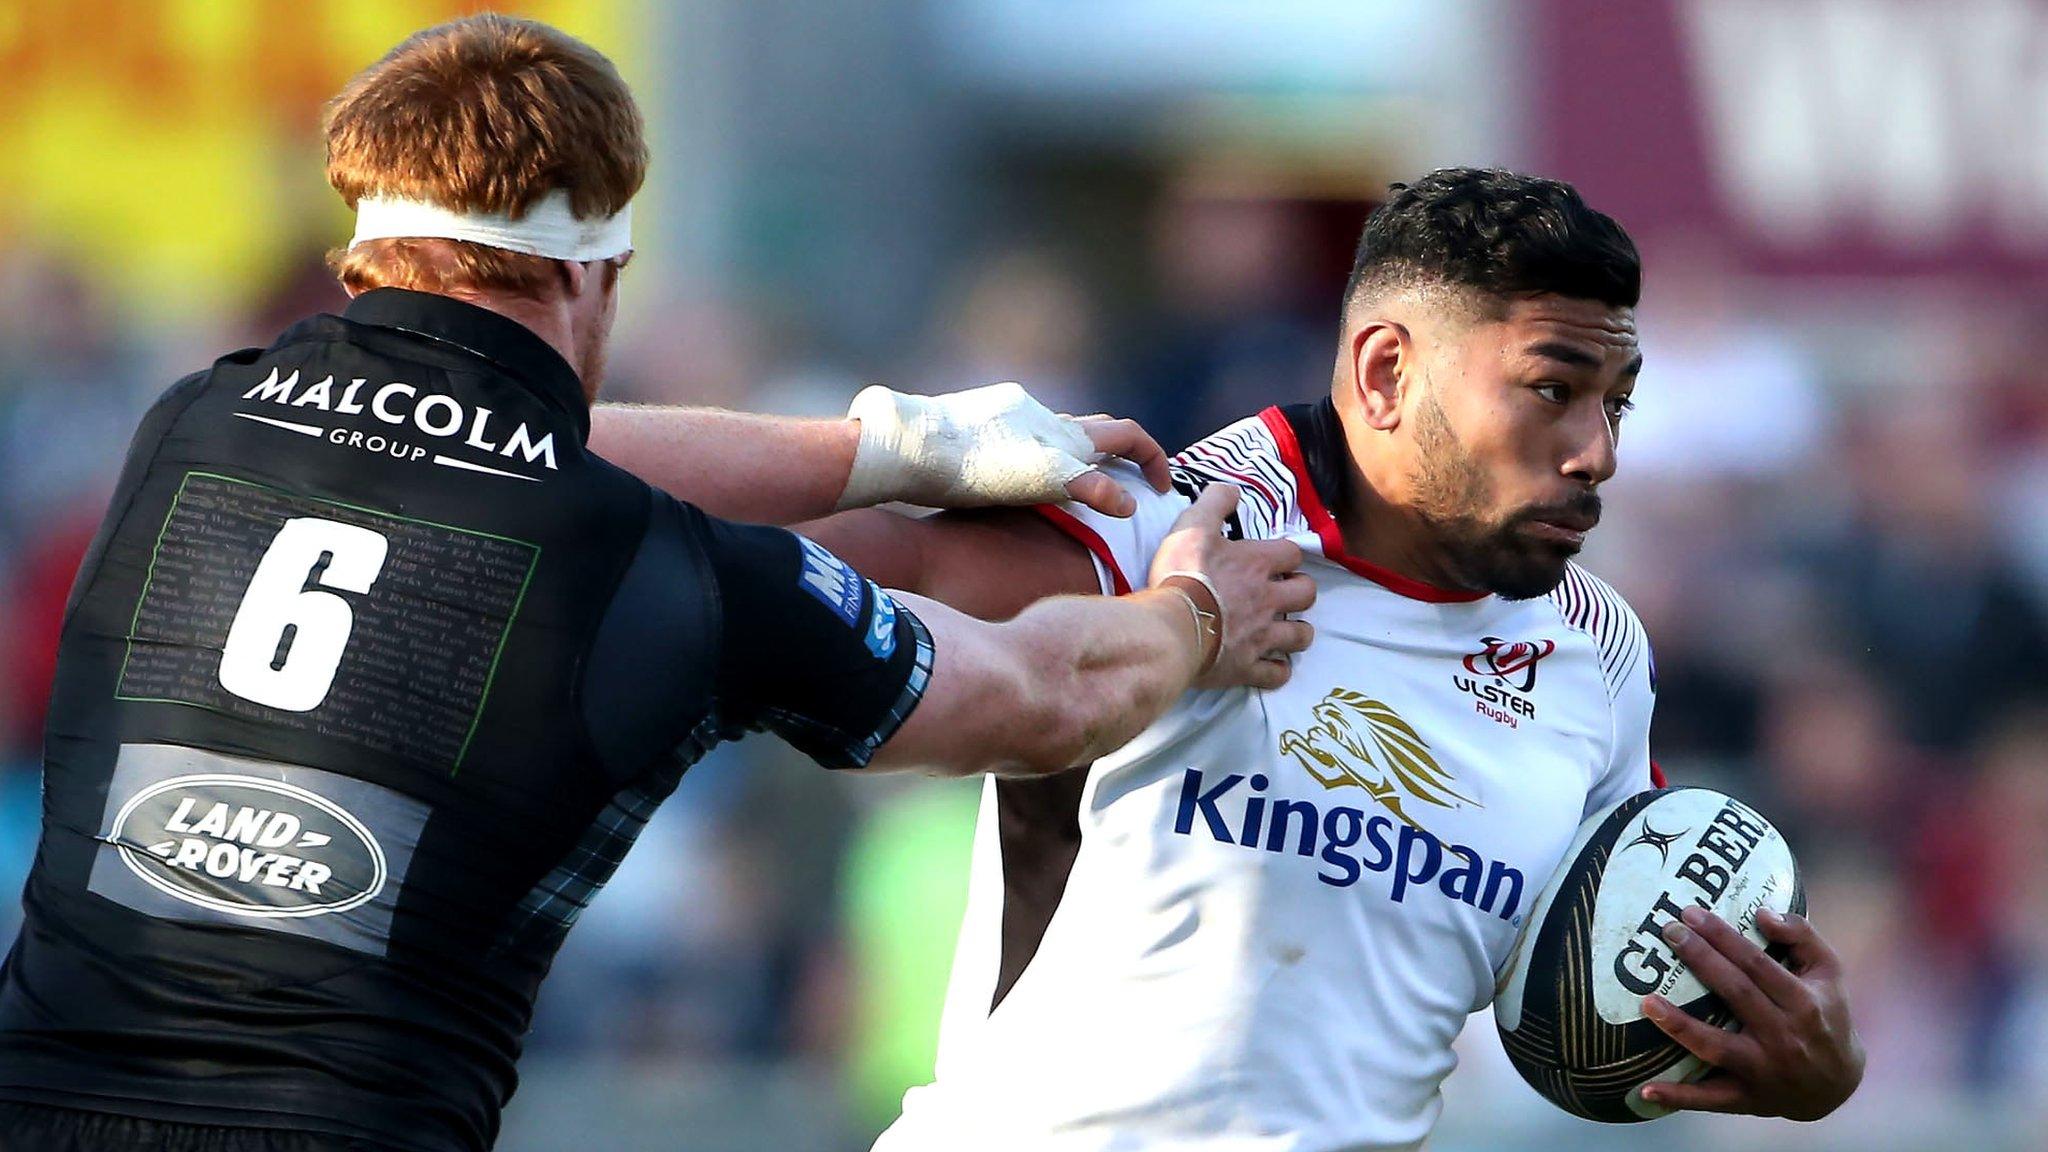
{"left": 1279, "top": 688, "right": 1478, "bottom": 828}
{"left": 1455, "top": 636, "right": 1555, "bottom": 729}
{"left": 1462, "top": 636, "right": 1555, "bottom": 693}
{"left": 107, "top": 773, "right": 387, "bottom": 919}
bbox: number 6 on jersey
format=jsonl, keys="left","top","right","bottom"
{"left": 218, "top": 517, "right": 389, "bottom": 712}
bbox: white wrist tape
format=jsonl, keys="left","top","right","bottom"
{"left": 837, "top": 382, "right": 1098, "bottom": 510}
{"left": 350, "top": 189, "right": 632, "bottom": 262}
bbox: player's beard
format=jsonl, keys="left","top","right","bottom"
{"left": 578, "top": 337, "right": 609, "bottom": 399}
{"left": 1409, "top": 389, "right": 1592, "bottom": 601}
{"left": 575, "top": 263, "right": 619, "bottom": 401}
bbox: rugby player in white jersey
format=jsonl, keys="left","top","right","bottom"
{"left": 780, "top": 169, "right": 1865, "bottom": 1150}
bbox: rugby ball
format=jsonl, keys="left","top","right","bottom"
{"left": 1493, "top": 787, "right": 1802, "bottom": 1123}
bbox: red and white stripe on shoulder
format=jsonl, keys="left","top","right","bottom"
{"left": 1168, "top": 415, "right": 1301, "bottom": 541}
{"left": 1034, "top": 505, "right": 1133, "bottom": 595}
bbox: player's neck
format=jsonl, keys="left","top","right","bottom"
{"left": 446, "top": 289, "right": 596, "bottom": 405}
{"left": 1331, "top": 403, "right": 1482, "bottom": 595}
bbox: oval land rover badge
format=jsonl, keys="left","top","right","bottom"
{"left": 110, "top": 772, "right": 387, "bottom": 918}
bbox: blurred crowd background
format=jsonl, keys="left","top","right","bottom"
{"left": 0, "top": 1, "right": 2044, "bottom": 1149}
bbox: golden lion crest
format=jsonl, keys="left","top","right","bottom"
{"left": 1279, "top": 688, "right": 1478, "bottom": 829}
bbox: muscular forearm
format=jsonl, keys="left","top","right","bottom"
{"left": 800, "top": 507, "right": 1097, "bottom": 619}
{"left": 1003, "top": 589, "right": 1208, "bottom": 771}
{"left": 875, "top": 587, "right": 1205, "bottom": 777}
{"left": 866, "top": 483, "right": 1310, "bottom": 776}
{"left": 589, "top": 404, "right": 857, "bottom": 524}
{"left": 594, "top": 386, "right": 1172, "bottom": 527}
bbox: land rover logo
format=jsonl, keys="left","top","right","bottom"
{"left": 109, "top": 773, "right": 387, "bottom": 918}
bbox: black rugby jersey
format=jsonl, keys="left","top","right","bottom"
{"left": 0, "top": 289, "right": 931, "bottom": 1151}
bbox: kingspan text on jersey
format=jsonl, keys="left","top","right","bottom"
{"left": 1172, "top": 768, "right": 1526, "bottom": 922}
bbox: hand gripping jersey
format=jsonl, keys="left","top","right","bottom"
{"left": 0, "top": 290, "right": 931, "bottom": 1152}
{"left": 878, "top": 400, "right": 1660, "bottom": 1152}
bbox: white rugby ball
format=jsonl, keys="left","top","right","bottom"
{"left": 1493, "top": 786, "right": 1802, "bottom": 1123}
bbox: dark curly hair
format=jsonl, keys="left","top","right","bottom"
{"left": 1345, "top": 168, "right": 1639, "bottom": 311}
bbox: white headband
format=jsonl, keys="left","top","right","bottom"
{"left": 350, "top": 189, "right": 632, "bottom": 262}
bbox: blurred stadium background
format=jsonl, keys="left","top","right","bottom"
{"left": 0, "top": 0, "right": 2043, "bottom": 1148}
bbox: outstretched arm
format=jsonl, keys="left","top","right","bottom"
{"left": 591, "top": 384, "right": 1170, "bottom": 525}
{"left": 798, "top": 505, "right": 1094, "bottom": 620}
{"left": 590, "top": 405, "right": 855, "bottom": 524}
{"left": 704, "top": 479, "right": 1310, "bottom": 774}
{"left": 868, "top": 485, "right": 1315, "bottom": 775}
{"left": 698, "top": 477, "right": 1314, "bottom": 779}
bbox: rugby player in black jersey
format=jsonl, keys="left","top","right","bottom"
{"left": 0, "top": 16, "right": 1315, "bottom": 1151}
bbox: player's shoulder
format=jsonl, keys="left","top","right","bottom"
{"left": 1543, "top": 562, "right": 1651, "bottom": 699}
{"left": 146, "top": 367, "right": 222, "bottom": 425}
{"left": 1168, "top": 409, "right": 1307, "bottom": 542}
{"left": 1038, "top": 406, "right": 1307, "bottom": 587}
{"left": 154, "top": 344, "right": 269, "bottom": 411}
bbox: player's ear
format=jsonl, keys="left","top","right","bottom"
{"left": 1351, "top": 321, "right": 1408, "bottom": 432}
{"left": 558, "top": 258, "right": 588, "bottom": 299}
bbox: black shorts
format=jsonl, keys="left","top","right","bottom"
{"left": 0, "top": 1103, "right": 391, "bottom": 1152}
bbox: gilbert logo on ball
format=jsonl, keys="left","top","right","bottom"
{"left": 1493, "top": 787, "right": 1803, "bottom": 1123}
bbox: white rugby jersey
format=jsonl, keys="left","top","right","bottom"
{"left": 876, "top": 401, "right": 1661, "bottom": 1152}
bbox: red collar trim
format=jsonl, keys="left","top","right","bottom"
{"left": 1257, "top": 406, "right": 1488, "bottom": 604}
{"left": 1033, "top": 505, "right": 1131, "bottom": 595}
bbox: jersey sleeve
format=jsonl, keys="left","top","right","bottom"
{"left": 1583, "top": 633, "right": 1661, "bottom": 818}
{"left": 1029, "top": 459, "right": 1192, "bottom": 596}
{"left": 693, "top": 507, "right": 933, "bottom": 770}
